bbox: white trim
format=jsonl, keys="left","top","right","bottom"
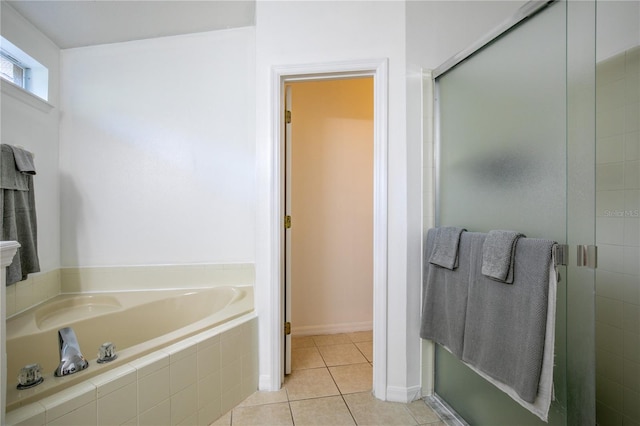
{"left": 1, "top": 241, "right": 20, "bottom": 426}
{"left": 291, "top": 321, "right": 373, "bottom": 337}
{"left": 266, "top": 58, "right": 388, "bottom": 399}
{"left": 1, "top": 79, "right": 53, "bottom": 113}
{"left": 421, "top": 69, "right": 436, "bottom": 398}
{"left": 259, "top": 374, "right": 274, "bottom": 392}
{"left": 387, "top": 385, "right": 423, "bottom": 404}
{"left": 421, "top": 339, "right": 435, "bottom": 397}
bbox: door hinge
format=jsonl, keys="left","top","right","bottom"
{"left": 285, "top": 215, "right": 292, "bottom": 229}
{"left": 284, "top": 321, "right": 291, "bottom": 335}
{"left": 285, "top": 110, "right": 292, "bottom": 124}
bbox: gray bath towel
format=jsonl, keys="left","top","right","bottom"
{"left": 462, "top": 237, "right": 555, "bottom": 403}
{"left": 462, "top": 256, "right": 557, "bottom": 422}
{"left": 7, "top": 145, "right": 36, "bottom": 174}
{"left": 1, "top": 145, "right": 29, "bottom": 191}
{"left": 0, "top": 144, "right": 40, "bottom": 285}
{"left": 481, "top": 229, "right": 524, "bottom": 283}
{"left": 2, "top": 179, "right": 40, "bottom": 285}
{"left": 428, "top": 226, "right": 466, "bottom": 270}
{"left": 421, "top": 228, "right": 479, "bottom": 358}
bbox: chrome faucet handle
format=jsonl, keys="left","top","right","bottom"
{"left": 97, "top": 342, "right": 117, "bottom": 363}
{"left": 17, "top": 363, "right": 44, "bottom": 389}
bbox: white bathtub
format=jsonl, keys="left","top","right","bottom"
{"left": 5, "top": 286, "right": 257, "bottom": 425}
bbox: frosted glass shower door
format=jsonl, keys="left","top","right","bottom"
{"left": 433, "top": 1, "right": 595, "bottom": 424}
{"left": 594, "top": 1, "right": 640, "bottom": 423}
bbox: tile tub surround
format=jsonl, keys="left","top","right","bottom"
{"left": 5, "top": 314, "right": 258, "bottom": 426}
{"left": 5, "top": 269, "right": 61, "bottom": 318}
{"left": 59, "top": 263, "right": 255, "bottom": 294}
{"left": 6, "top": 285, "right": 254, "bottom": 410}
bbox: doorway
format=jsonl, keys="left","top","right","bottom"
{"left": 284, "top": 78, "right": 374, "bottom": 384}
{"left": 269, "top": 59, "right": 389, "bottom": 398}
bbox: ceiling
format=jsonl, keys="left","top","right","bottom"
{"left": 7, "top": 0, "right": 256, "bottom": 49}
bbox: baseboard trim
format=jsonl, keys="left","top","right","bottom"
{"left": 258, "top": 374, "right": 279, "bottom": 392}
{"left": 386, "top": 385, "right": 422, "bottom": 403}
{"left": 291, "top": 321, "right": 373, "bottom": 336}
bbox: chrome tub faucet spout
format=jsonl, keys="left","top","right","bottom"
{"left": 55, "top": 327, "right": 89, "bottom": 377}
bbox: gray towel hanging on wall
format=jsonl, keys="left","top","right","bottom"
{"left": 0, "top": 144, "right": 40, "bottom": 285}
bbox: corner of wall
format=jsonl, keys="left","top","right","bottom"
{"left": 5, "top": 269, "right": 61, "bottom": 318}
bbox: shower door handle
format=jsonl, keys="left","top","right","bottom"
{"left": 577, "top": 245, "right": 597, "bottom": 269}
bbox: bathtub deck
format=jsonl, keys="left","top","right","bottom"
{"left": 5, "top": 301, "right": 257, "bottom": 426}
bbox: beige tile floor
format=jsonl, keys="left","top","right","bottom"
{"left": 212, "top": 331, "right": 445, "bottom": 425}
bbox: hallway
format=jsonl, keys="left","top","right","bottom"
{"left": 213, "top": 332, "right": 444, "bottom": 425}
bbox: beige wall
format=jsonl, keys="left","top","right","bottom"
{"left": 289, "top": 78, "right": 374, "bottom": 335}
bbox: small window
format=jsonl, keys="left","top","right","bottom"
{"left": 1, "top": 36, "right": 48, "bottom": 101}
{"left": 1, "top": 51, "right": 26, "bottom": 87}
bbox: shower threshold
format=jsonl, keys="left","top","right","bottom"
{"left": 424, "top": 394, "right": 469, "bottom": 426}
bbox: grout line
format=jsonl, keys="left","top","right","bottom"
{"left": 316, "top": 345, "right": 329, "bottom": 368}
{"left": 284, "top": 334, "right": 387, "bottom": 426}
{"left": 287, "top": 398, "right": 295, "bottom": 425}
{"left": 403, "top": 401, "right": 423, "bottom": 426}
{"left": 341, "top": 392, "right": 359, "bottom": 425}
{"left": 283, "top": 386, "right": 295, "bottom": 426}
{"left": 353, "top": 341, "right": 370, "bottom": 361}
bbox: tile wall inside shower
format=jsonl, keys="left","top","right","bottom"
{"left": 595, "top": 45, "right": 640, "bottom": 426}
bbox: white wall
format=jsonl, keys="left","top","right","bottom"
{"left": 254, "top": 0, "right": 416, "bottom": 400}
{"left": 289, "top": 79, "right": 374, "bottom": 335}
{"left": 406, "top": 0, "right": 527, "bottom": 70}
{"left": 59, "top": 27, "right": 256, "bottom": 267}
{"left": 0, "top": 3, "right": 61, "bottom": 274}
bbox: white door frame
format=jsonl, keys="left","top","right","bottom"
{"left": 268, "top": 58, "right": 389, "bottom": 399}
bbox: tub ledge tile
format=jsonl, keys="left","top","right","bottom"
{"left": 129, "top": 350, "right": 170, "bottom": 378}
{"left": 165, "top": 338, "right": 198, "bottom": 361}
{"left": 40, "top": 381, "right": 96, "bottom": 424}
{"left": 4, "top": 402, "right": 46, "bottom": 426}
{"left": 90, "top": 364, "right": 137, "bottom": 398}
